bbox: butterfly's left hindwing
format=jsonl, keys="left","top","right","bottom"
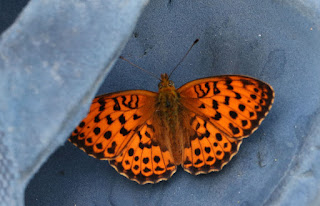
{"left": 109, "top": 119, "right": 177, "bottom": 184}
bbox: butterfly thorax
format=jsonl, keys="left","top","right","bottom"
{"left": 154, "top": 73, "right": 183, "bottom": 164}
{"left": 156, "top": 74, "right": 180, "bottom": 127}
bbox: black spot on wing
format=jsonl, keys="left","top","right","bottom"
{"left": 228, "top": 123, "right": 240, "bottom": 135}
{"left": 120, "top": 127, "right": 130, "bottom": 136}
{"left": 234, "top": 92, "right": 241, "bottom": 99}
{"left": 104, "top": 131, "right": 111, "bottom": 140}
{"left": 79, "top": 121, "right": 85, "bottom": 128}
{"left": 119, "top": 114, "right": 126, "bottom": 124}
{"left": 133, "top": 114, "right": 141, "bottom": 120}
{"left": 212, "top": 100, "right": 218, "bottom": 109}
{"left": 212, "top": 112, "right": 221, "bottom": 120}
{"left": 224, "top": 96, "right": 230, "bottom": 105}
{"left": 194, "top": 82, "right": 210, "bottom": 98}
{"left": 229, "top": 111, "right": 238, "bottom": 119}
{"left": 225, "top": 78, "right": 232, "bottom": 85}
{"left": 238, "top": 104, "right": 245, "bottom": 111}
{"left": 213, "top": 81, "right": 220, "bottom": 95}
{"left": 113, "top": 98, "right": 120, "bottom": 111}
{"left": 121, "top": 95, "right": 139, "bottom": 109}
{"left": 106, "top": 115, "right": 114, "bottom": 125}
{"left": 94, "top": 115, "right": 100, "bottom": 123}
{"left": 93, "top": 127, "right": 100, "bottom": 135}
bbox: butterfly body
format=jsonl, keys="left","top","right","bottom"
{"left": 155, "top": 73, "right": 185, "bottom": 164}
{"left": 70, "top": 74, "right": 274, "bottom": 184}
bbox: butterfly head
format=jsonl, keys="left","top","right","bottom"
{"left": 158, "top": 73, "right": 175, "bottom": 90}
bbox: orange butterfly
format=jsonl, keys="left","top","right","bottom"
{"left": 69, "top": 42, "right": 274, "bottom": 184}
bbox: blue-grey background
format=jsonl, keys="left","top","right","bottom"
{"left": 0, "top": 0, "right": 148, "bottom": 205}
{"left": 1, "top": 0, "right": 320, "bottom": 205}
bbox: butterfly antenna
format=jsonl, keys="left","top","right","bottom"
{"left": 119, "top": 56, "right": 160, "bottom": 80}
{"left": 168, "top": 39, "right": 199, "bottom": 78}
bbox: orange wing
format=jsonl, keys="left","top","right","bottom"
{"left": 69, "top": 90, "right": 157, "bottom": 159}
{"left": 109, "top": 118, "right": 177, "bottom": 184}
{"left": 69, "top": 90, "right": 177, "bottom": 183}
{"left": 177, "top": 75, "right": 274, "bottom": 174}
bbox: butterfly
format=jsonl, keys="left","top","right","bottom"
{"left": 69, "top": 71, "right": 274, "bottom": 184}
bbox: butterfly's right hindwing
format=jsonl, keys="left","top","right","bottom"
{"left": 181, "top": 112, "right": 243, "bottom": 175}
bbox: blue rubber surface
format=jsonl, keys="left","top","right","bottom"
{"left": 0, "top": 0, "right": 148, "bottom": 205}
{"left": 24, "top": 0, "right": 320, "bottom": 205}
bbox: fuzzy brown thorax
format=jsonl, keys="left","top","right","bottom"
{"left": 156, "top": 73, "right": 180, "bottom": 126}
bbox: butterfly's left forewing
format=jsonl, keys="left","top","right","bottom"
{"left": 177, "top": 75, "right": 274, "bottom": 174}
{"left": 69, "top": 90, "right": 157, "bottom": 159}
